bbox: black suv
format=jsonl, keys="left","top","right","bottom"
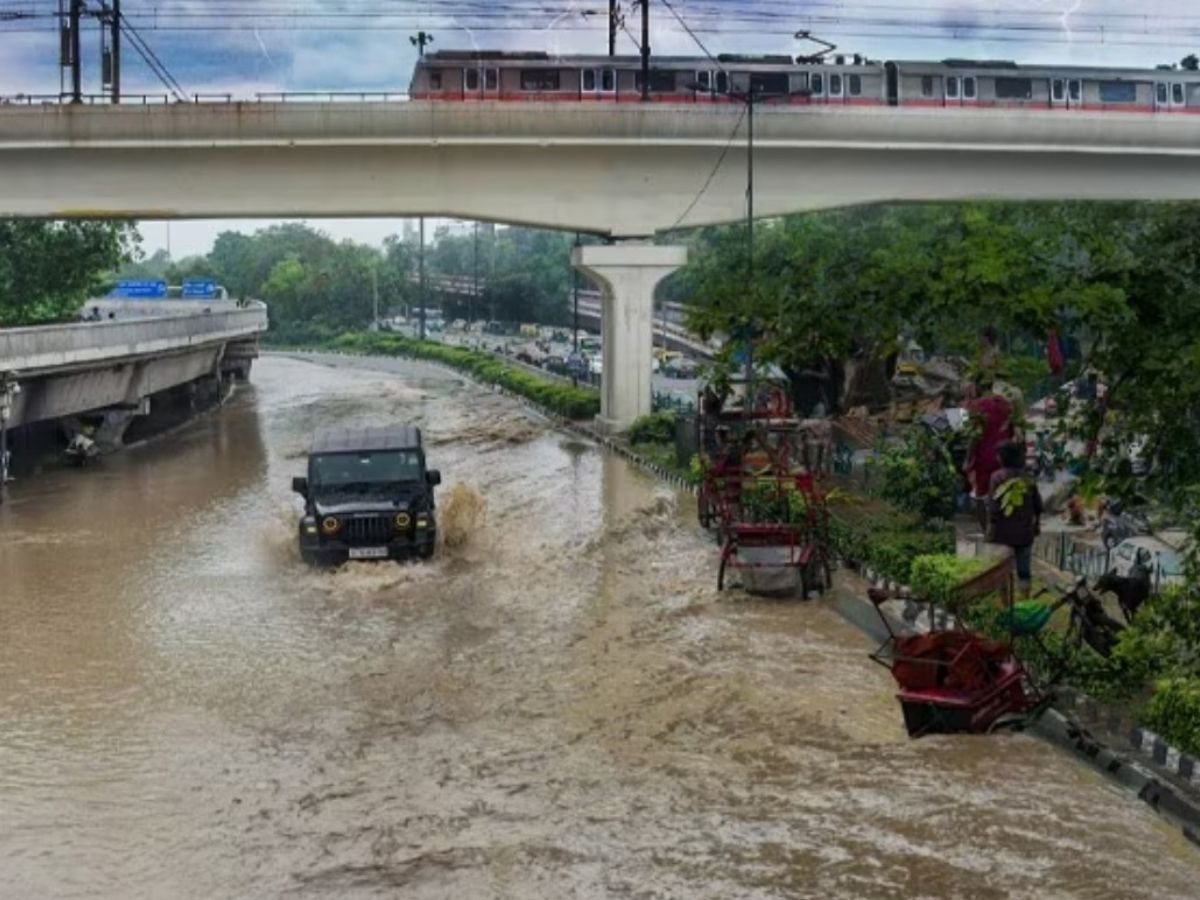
{"left": 292, "top": 425, "right": 441, "bottom": 565}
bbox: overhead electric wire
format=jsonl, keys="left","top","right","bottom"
{"left": 669, "top": 102, "right": 748, "bottom": 232}
{"left": 117, "top": 8, "right": 188, "bottom": 101}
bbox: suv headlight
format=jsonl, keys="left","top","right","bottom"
{"left": 320, "top": 516, "right": 342, "bottom": 535}
{"left": 394, "top": 512, "right": 411, "bottom": 530}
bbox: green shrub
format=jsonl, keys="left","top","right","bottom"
{"left": 875, "top": 429, "right": 961, "bottom": 522}
{"left": 828, "top": 506, "right": 955, "bottom": 585}
{"left": 628, "top": 412, "right": 677, "bottom": 446}
{"left": 909, "top": 554, "right": 992, "bottom": 607}
{"left": 1145, "top": 677, "right": 1200, "bottom": 757}
{"left": 321, "top": 332, "right": 601, "bottom": 419}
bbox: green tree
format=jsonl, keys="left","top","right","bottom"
{"left": 0, "top": 221, "right": 136, "bottom": 326}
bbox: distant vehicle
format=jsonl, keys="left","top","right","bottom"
{"left": 484, "top": 321, "right": 508, "bottom": 335}
{"left": 588, "top": 355, "right": 603, "bottom": 376}
{"left": 663, "top": 357, "right": 700, "bottom": 379}
{"left": 1109, "top": 536, "right": 1186, "bottom": 587}
{"left": 292, "top": 425, "right": 441, "bottom": 566}
{"left": 519, "top": 323, "right": 539, "bottom": 337}
{"left": 579, "top": 336, "right": 602, "bottom": 353}
{"left": 514, "top": 343, "right": 546, "bottom": 365}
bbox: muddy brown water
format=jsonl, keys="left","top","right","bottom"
{"left": 1, "top": 352, "right": 1197, "bottom": 899}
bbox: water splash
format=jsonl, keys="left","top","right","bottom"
{"left": 439, "top": 481, "right": 487, "bottom": 550}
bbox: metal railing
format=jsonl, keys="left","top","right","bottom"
{"left": 1033, "top": 530, "right": 1177, "bottom": 592}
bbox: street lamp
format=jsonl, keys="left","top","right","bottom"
{"left": 686, "top": 80, "right": 809, "bottom": 391}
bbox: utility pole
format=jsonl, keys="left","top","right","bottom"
{"left": 410, "top": 30, "right": 434, "bottom": 58}
{"left": 745, "top": 88, "right": 756, "bottom": 385}
{"left": 68, "top": 0, "right": 83, "bottom": 103}
{"left": 609, "top": 0, "right": 617, "bottom": 56}
{"left": 639, "top": 0, "right": 650, "bottom": 101}
{"left": 572, "top": 234, "right": 581, "bottom": 386}
{"left": 371, "top": 263, "right": 380, "bottom": 331}
{"left": 472, "top": 222, "right": 479, "bottom": 326}
{"left": 418, "top": 217, "right": 426, "bottom": 341}
{"left": 408, "top": 33, "right": 433, "bottom": 341}
{"left": 107, "top": 0, "right": 120, "bottom": 103}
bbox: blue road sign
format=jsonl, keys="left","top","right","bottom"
{"left": 113, "top": 280, "right": 168, "bottom": 298}
{"left": 182, "top": 279, "right": 218, "bottom": 299}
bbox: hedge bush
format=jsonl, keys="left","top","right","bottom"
{"left": 628, "top": 412, "right": 677, "bottom": 446}
{"left": 828, "top": 511, "right": 955, "bottom": 586}
{"left": 1145, "top": 677, "right": 1200, "bottom": 757}
{"left": 329, "top": 332, "right": 601, "bottom": 420}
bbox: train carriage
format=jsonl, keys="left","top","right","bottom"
{"left": 411, "top": 50, "right": 1200, "bottom": 115}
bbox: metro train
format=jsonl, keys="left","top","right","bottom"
{"left": 410, "top": 50, "right": 1200, "bottom": 114}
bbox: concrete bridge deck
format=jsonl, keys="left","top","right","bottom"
{"left": 4, "top": 101, "right": 1200, "bottom": 235}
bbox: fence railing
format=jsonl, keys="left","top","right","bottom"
{"left": 1033, "top": 530, "right": 1177, "bottom": 592}
{"left": 0, "top": 92, "right": 412, "bottom": 106}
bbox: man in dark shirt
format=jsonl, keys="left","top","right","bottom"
{"left": 987, "top": 441, "right": 1043, "bottom": 596}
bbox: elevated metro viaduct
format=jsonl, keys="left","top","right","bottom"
{"left": 5, "top": 100, "right": 1200, "bottom": 429}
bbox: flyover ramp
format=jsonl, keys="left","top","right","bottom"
{"left": 1, "top": 300, "right": 268, "bottom": 429}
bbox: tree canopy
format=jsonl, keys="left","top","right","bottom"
{"left": 678, "top": 201, "right": 1200, "bottom": 536}
{"left": 0, "top": 221, "right": 136, "bottom": 326}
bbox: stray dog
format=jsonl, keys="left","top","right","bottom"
{"left": 1094, "top": 552, "right": 1153, "bottom": 624}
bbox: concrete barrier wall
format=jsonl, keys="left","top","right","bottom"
{"left": 0, "top": 301, "right": 268, "bottom": 374}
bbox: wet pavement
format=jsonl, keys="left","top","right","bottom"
{"left": 0, "top": 352, "right": 1197, "bottom": 898}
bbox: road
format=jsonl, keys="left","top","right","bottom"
{"left": 0, "top": 352, "right": 1197, "bottom": 898}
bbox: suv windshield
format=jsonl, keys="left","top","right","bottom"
{"left": 311, "top": 450, "right": 422, "bottom": 492}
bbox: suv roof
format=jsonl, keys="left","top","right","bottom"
{"left": 309, "top": 425, "right": 422, "bottom": 454}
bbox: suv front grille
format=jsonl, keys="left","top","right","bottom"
{"left": 342, "top": 515, "right": 393, "bottom": 546}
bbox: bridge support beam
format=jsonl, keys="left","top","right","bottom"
{"left": 572, "top": 243, "right": 687, "bottom": 433}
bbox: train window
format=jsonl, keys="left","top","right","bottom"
{"left": 921, "top": 76, "right": 934, "bottom": 98}
{"left": 1173, "top": 83, "right": 1185, "bottom": 104}
{"left": 946, "top": 76, "right": 960, "bottom": 99}
{"left": 429, "top": 71, "right": 443, "bottom": 91}
{"left": 848, "top": 74, "right": 862, "bottom": 96}
{"left": 995, "top": 77, "right": 1033, "bottom": 100}
{"left": 696, "top": 70, "right": 711, "bottom": 90}
{"left": 963, "top": 76, "right": 977, "bottom": 99}
{"left": 521, "top": 70, "right": 561, "bottom": 91}
{"left": 1157, "top": 82, "right": 1169, "bottom": 104}
{"left": 811, "top": 72, "right": 824, "bottom": 95}
{"left": 583, "top": 70, "right": 597, "bottom": 92}
{"left": 1052, "top": 79, "right": 1064, "bottom": 101}
{"left": 465, "top": 69, "right": 480, "bottom": 92}
{"left": 716, "top": 71, "right": 729, "bottom": 93}
{"left": 1098, "top": 80, "right": 1136, "bottom": 103}
{"left": 828, "top": 74, "right": 843, "bottom": 96}
{"left": 635, "top": 70, "right": 678, "bottom": 93}
{"left": 485, "top": 68, "right": 498, "bottom": 91}
{"left": 752, "top": 72, "right": 790, "bottom": 95}
{"left": 601, "top": 69, "right": 615, "bottom": 92}
{"left": 1068, "top": 79, "right": 1080, "bottom": 101}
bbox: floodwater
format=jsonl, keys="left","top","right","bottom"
{"left": 0, "top": 352, "right": 1197, "bottom": 899}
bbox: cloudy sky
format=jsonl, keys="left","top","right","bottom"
{"left": 2, "top": 0, "right": 1195, "bottom": 257}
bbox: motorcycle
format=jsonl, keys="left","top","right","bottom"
{"left": 64, "top": 434, "right": 100, "bottom": 467}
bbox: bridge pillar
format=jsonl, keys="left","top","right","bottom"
{"left": 572, "top": 243, "right": 687, "bottom": 433}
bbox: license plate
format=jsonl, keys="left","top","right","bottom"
{"left": 349, "top": 547, "right": 388, "bottom": 560}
